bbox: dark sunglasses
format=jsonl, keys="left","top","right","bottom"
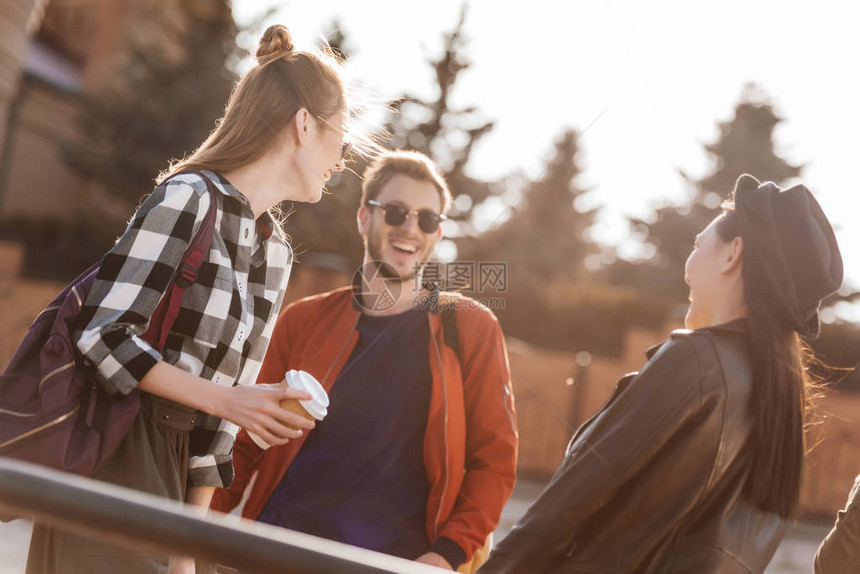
{"left": 366, "top": 199, "right": 447, "bottom": 234}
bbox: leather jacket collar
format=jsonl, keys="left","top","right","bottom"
{"left": 645, "top": 318, "right": 749, "bottom": 360}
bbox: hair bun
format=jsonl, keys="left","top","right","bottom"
{"left": 256, "top": 25, "right": 294, "bottom": 63}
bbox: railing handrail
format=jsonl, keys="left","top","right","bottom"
{"left": 0, "top": 458, "right": 444, "bottom": 573}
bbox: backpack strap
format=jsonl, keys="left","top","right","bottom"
{"left": 441, "top": 305, "right": 461, "bottom": 363}
{"left": 142, "top": 171, "right": 218, "bottom": 351}
{"left": 424, "top": 282, "right": 462, "bottom": 363}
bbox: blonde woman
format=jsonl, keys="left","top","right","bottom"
{"left": 27, "top": 24, "right": 364, "bottom": 574}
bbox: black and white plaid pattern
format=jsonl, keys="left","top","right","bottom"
{"left": 76, "top": 171, "right": 292, "bottom": 487}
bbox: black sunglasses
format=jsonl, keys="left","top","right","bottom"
{"left": 366, "top": 200, "right": 447, "bottom": 234}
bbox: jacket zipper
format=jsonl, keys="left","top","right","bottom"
{"left": 1, "top": 272, "right": 86, "bottom": 449}
{"left": 0, "top": 407, "right": 36, "bottom": 417}
{"left": 71, "top": 285, "right": 83, "bottom": 308}
{"left": 32, "top": 304, "right": 60, "bottom": 324}
{"left": 38, "top": 361, "right": 75, "bottom": 391}
{"left": 430, "top": 332, "right": 450, "bottom": 540}
{"left": 0, "top": 404, "right": 80, "bottom": 450}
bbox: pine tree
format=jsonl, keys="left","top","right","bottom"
{"left": 385, "top": 7, "right": 497, "bottom": 235}
{"left": 281, "top": 9, "right": 505, "bottom": 270}
{"left": 460, "top": 130, "right": 596, "bottom": 280}
{"left": 323, "top": 18, "right": 350, "bottom": 63}
{"left": 456, "top": 130, "right": 623, "bottom": 351}
{"left": 610, "top": 84, "right": 802, "bottom": 302}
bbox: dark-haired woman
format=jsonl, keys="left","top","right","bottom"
{"left": 27, "top": 24, "right": 369, "bottom": 574}
{"left": 479, "top": 174, "right": 844, "bottom": 574}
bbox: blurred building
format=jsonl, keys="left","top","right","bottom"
{"left": 3, "top": 0, "right": 100, "bottom": 219}
{"left": 0, "top": 0, "right": 47, "bottom": 167}
{"left": 0, "top": 0, "right": 194, "bottom": 221}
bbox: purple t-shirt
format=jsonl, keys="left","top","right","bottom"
{"left": 258, "top": 308, "right": 432, "bottom": 559}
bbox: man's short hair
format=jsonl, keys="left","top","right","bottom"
{"left": 360, "top": 150, "right": 453, "bottom": 214}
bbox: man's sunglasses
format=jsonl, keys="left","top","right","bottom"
{"left": 365, "top": 199, "right": 447, "bottom": 234}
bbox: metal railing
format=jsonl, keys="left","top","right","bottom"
{"left": 0, "top": 458, "right": 444, "bottom": 573}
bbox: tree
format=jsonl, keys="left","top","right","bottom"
{"left": 609, "top": 84, "right": 803, "bottom": 302}
{"left": 66, "top": 0, "right": 238, "bottom": 207}
{"left": 455, "top": 130, "right": 644, "bottom": 353}
{"left": 0, "top": 0, "right": 239, "bottom": 281}
{"left": 604, "top": 85, "right": 860, "bottom": 377}
{"left": 385, "top": 7, "right": 498, "bottom": 234}
{"left": 460, "top": 130, "right": 596, "bottom": 280}
{"left": 281, "top": 8, "right": 506, "bottom": 270}
{"left": 323, "top": 18, "right": 350, "bottom": 63}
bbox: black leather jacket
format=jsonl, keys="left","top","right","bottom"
{"left": 480, "top": 320, "right": 787, "bottom": 574}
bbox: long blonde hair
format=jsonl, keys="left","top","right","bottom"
{"left": 161, "top": 25, "right": 346, "bottom": 182}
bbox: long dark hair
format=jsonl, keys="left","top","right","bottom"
{"left": 716, "top": 210, "right": 813, "bottom": 518}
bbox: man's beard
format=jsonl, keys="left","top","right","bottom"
{"left": 367, "top": 228, "right": 428, "bottom": 281}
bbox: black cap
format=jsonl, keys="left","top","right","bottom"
{"left": 733, "top": 174, "right": 843, "bottom": 338}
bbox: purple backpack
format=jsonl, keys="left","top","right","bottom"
{"left": 0, "top": 172, "right": 217, "bottom": 477}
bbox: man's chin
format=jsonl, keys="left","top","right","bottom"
{"left": 376, "top": 261, "right": 418, "bottom": 282}
{"left": 368, "top": 251, "right": 425, "bottom": 280}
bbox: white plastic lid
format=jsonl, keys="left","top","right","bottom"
{"left": 285, "top": 369, "right": 328, "bottom": 420}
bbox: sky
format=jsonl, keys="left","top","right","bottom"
{"left": 233, "top": 0, "right": 860, "bottom": 319}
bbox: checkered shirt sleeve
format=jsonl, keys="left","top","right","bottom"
{"left": 75, "top": 171, "right": 292, "bottom": 487}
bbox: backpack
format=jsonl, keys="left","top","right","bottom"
{"left": 0, "top": 172, "right": 217, "bottom": 478}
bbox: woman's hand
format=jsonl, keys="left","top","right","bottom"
{"left": 139, "top": 362, "right": 316, "bottom": 446}
{"left": 216, "top": 384, "right": 316, "bottom": 447}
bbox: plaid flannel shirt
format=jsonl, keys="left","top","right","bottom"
{"left": 75, "top": 171, "right": 292, "bottom": 487}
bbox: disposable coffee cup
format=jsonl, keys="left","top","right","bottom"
{"left": 248, "top": 370, "right": 328, "bottom": 449}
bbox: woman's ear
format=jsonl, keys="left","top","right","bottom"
{"left": 293, "top": 108, "right": 311, "bottom": 146}
{"left": 721, "top": 236, "right": 744, "bottom": 275}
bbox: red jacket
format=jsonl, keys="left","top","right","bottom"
{"left": 211, "top": 287, "right": 518, "bottom": 562}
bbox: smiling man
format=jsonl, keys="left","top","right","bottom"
{"left": 211, "top": 150, "right": 518, "bottom": 572}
